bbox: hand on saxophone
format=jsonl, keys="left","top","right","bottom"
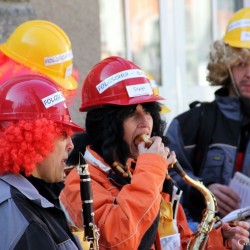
{"left": 221, "top": 221, "right": 250, "bottom": 250}
{"left": 208, "top": 183, "right": 241, "bottom": 217}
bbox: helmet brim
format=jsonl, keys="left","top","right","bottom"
{"left": 0, "top": 44, "right": 78, "bottom": 91}
{"left": 223, "top": 39, "right": 250, "bottom": 49}
{"left": 160, "top": 104, "right": 171, "bottom": 114}
{"left": 79, "top": 94, "right": 166, "bottom": 111}
{"left": 62, "top": 121, "right": 84, "bottom": 132}
{"left": 48, "top": 74, "right": 78, "bottom": 90}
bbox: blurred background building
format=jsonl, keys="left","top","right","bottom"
{"left": 1, "top": 0, "right": 250, "bottom": 127}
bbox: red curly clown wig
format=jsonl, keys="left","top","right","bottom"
{"left": 0, "top": 51, "right": 78, "bottom": 101}
{"left": 0, "top": 118, "right": 73, "bottom": 176}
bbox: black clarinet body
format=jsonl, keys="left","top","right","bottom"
{"left": 77, "top": 153, "right": 99, "bottom": 250}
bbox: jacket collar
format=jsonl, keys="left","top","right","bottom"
{"left": 0, "top": 173, "right": 54, "bottom": 208}
{"left": 215, "top": 87, "right": 241, "bottom": 121}
{"left": 84, "top": 146, "right": 111, "bottom": 173}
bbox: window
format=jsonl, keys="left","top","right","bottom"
{"left": 126, "top": 0, "right": 161, "bottom": 85}
{"left": 99, "top": 0, "right": 161, "bottom": 85}
{"left": 99, "top": 0, "right": 126, "bottom": 58}
{"left": 184, "top": 0, "right": 243, "bottom": 86}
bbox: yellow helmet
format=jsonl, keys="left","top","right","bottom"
{"left": 145, "top": 71, "right": 171, "bottom": 114}
{"left": 223, "top": 8, "right": 250, "bottom": 49}
{"left": 0, "top": 20, "right": 77, "bottom": 90}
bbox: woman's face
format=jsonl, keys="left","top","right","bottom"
{"left": 32, "top": 133, "right": 74, "bottom": 183}
{"left": 231, "top": 62, "right": 250, "bottom": 98}
{"left": 123, "top": 104, "right": 153, "bottom": 159}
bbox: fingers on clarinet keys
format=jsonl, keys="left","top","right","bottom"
{"left": 112, "top": 161, "right": 132, "bottom": 178}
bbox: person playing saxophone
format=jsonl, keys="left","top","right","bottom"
{"left": 61, "top": 56, "right": 250, "bottom": 250}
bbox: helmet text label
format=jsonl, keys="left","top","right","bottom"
{"left": 96, "top": 69, "right": 147, "bottom": 94}
{"left": 42, "top": 91, "right": 66, "bottom": 108}
{"left": 44, "top": 50, "right": 73, "bottom": 66}
{"left": 126, "top": 83, "right": 153, "bottom": 97}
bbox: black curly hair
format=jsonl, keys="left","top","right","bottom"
{"left": 85, "top": 102, "right": 169, "bottom": 166}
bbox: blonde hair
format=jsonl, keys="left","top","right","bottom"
{"left": 207, "top": 40, "right": 250, "bottom": 86}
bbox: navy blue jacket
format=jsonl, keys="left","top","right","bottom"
{"left": 166, "top": 87, "right": 250, "bottom": 221}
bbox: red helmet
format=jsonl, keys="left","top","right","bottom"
{"left": 0, "top": 75, "right": 83, "bottom": 132}
{"left": 79, "top": 56, "right": 165, "bottom": 111}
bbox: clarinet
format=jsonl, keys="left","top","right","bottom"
{"left": 77, "top": 152, "right": 99, "bottom": 250}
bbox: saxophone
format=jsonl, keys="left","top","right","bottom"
{"left": 172, "top": 160, "right": 219, "bottom": 250}
{"left": 113, "top": 134, "right": 220, "bottom": 250}
{"left": 135, "top": 134, "right": 219, "bottom": 250}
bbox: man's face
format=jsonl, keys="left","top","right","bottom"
{"left": 32, "top": 133, "right": 74, "bottom": 183}
{"left": 123, "top": 104, "right": 153, "bottom": 159}
{"left": 231, "top": 62, "right": 250, "bottom": 98}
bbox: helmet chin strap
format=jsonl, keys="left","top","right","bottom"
{"left": 227, "top": 66, "right": 241, "bottom": 97}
